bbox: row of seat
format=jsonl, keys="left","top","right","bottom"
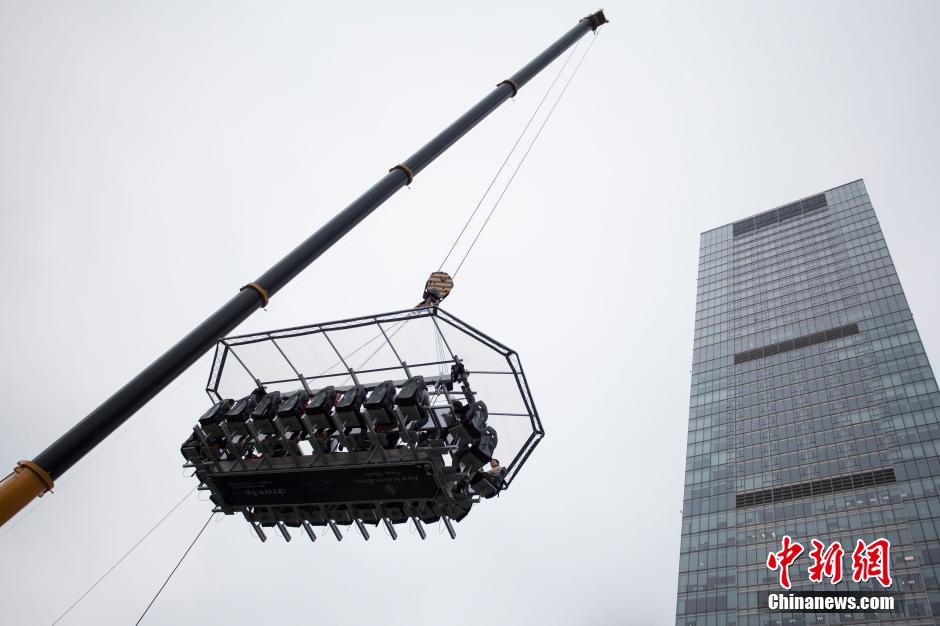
{"left": 183, "top": 378, "right": 499, "bottom": 475}
{"left": 197, "top": 377, "right": 433, "bottom": 437}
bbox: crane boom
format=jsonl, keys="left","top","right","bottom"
{"left": 0, "top": 9, "right": 607, "bottom": 528}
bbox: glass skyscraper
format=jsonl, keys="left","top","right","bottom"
{"left": 677, "top": 180, "right": 940, "bottom": 625}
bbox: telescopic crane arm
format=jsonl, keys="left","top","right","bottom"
{"left": 0, "top": 10, "right": 607, "bottom": 528}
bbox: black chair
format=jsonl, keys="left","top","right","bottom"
{"left": 180, "top": 433, "right": 202, "bottom": 462}
{"left": 334, "top": 386, "right": 367, "bottom": 431}
{"left": 437, "top": 402, "right": 461, "bottom": 428}
{"left": 197, "top": 399, "right": 234, "bottom": 437}
{"left": 364, "top": 381, "right": 397, "bottom": 427}
{"left": 470, "top": 469, "right": 504, "bottom": 499}
{"left": 449, "top": 499, "right": 473, "bottom": 522}
{"left": 395, "top": 376, "right": 431, "bottom": 427}
{"left": 249, "top": 391, "right": 282, "bottom": 434}
{"left": 304, "top": 386, "right": 336, "bottom": 430}
{"left": 277, "top": 389, "right": 309, "bottom": 432}
{"left": 365, "top": 381, "right": 403, "bottom": 447}
{"left": 225, "top": 396, "right": 257, "bottom": 423}
{"left": 449, "top": 401, "right": 488, "bottom": 447}
{"left": 252, "top": 391, "right": 281, "bottom": 419}
{"left": 453, "top": 426, "right": 498, "bottom": 474}
{"left": 222, "top": 396, "right": 258, "bottom": 438}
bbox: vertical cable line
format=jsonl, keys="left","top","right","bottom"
{"left": 437, "top": 39, "right": 583, "bottom": 272}
{"left": 453, "top": 33, "right": 599, "bottom": 277}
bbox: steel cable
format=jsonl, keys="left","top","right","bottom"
{"left": 135, "top": 512, "right": 215, "bottom": 625}
{"left": 51, "top": 487, "right": 197, "bottom": 625}
{"left": 437, "top": 39, "right": 583, "bottom": 272}
{"left": 453, "top": 33, "right": 599, "bottom": 278}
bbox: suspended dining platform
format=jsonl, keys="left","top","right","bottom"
{"left": 180, "top": 306, "right": 542, "bottom": 542}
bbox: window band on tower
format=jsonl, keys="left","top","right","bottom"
{"left": 732, "top": 193, "right": 828, "bottom": 237}
{"left": 735, "top": 468, "right": 896, "bottom": 509}
{"left": 734, "top": 323, "right": 859, "bottom": 365}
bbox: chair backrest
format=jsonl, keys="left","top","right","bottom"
{"left": 476, "top": 426, "right": 498, "bottom": 457}
{"left": 450, "top": 401, "right": 488, "bottom": 445}
{"left": 365, "top": 380, "right": 397, "bottom": 425}
{"left": 334, "top": 386, "right": 367, "bottom": 429}
{"left": 304, "top": 386, "right": 336, "bottom": 429}
{"left": 278, "top": 389, "right": 309, "bottom": 418}
{"left": 225, "top": 396, "right": 258, "bottom": 423}
{"left": 365, "top": 380, "right": 396, "bottom": 410}
{"left": 396, "top": 376, "right": 429, "bottom": 406}
{"left": 470, "top": 472, "right": 501, "bottom": 499}
{"left": 199, "top": 399, "right": 234, "bottom": 425}
{"left": 251, "top": 391, "right": 282, "bottom": 421}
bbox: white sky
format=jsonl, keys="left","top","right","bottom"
{"left": 2, "top": 2, "right": 940, "bottom": 625}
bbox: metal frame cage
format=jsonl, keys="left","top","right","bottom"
{"left": 204, "top": 306, "right": 543, "bottom": 487}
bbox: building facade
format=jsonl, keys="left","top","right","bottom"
{"left": 677, "top": 180, "right": 940, "bottom": 625}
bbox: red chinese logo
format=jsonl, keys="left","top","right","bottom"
{"left": 851, "top": 538, "right": 892, "bottom": 588}
{"left": 766, "top": 535, "right": 804, "bottom": 589}
{"left": 766, "top": 537, "right": 892, "bottom": 588}
{"left": 808, "top": 539, "right": 844, "bottom": 584}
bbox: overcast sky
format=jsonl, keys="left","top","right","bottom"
{"left": 2, "top": 2, "right": 940, "bottom": 625}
